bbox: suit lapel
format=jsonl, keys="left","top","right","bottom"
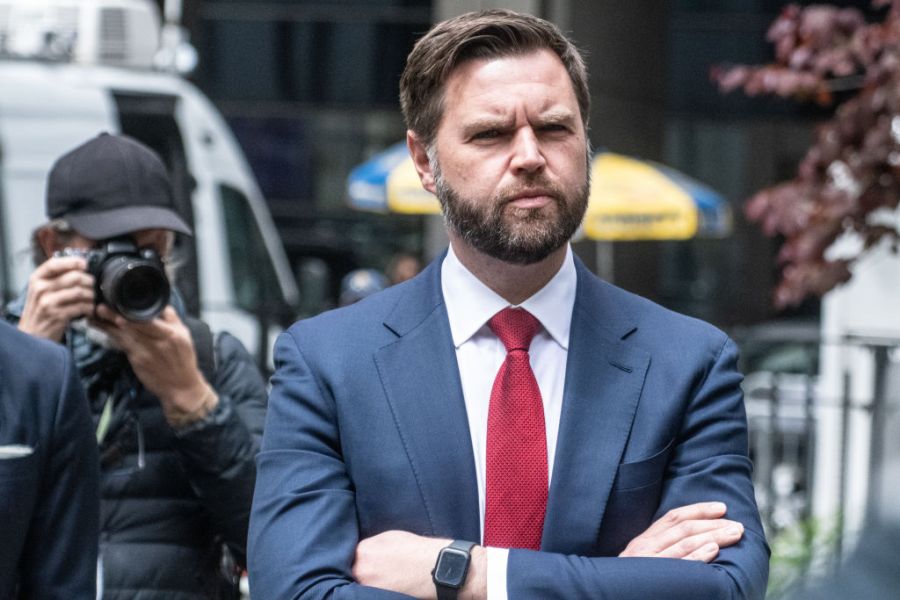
{"left": 374, "top": 258, "right": 481, "bottom": 543}
{"left": 542, "top": 259, "right": 650, "bottom": 554}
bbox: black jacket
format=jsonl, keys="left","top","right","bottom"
{"left": 96, "top": 330, "right": 266, "bottom": 599}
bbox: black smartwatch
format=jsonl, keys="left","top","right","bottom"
{"left": 431, "top": 539, "right": 476, "bottom": 600}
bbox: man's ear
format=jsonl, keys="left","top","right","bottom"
{"left": 36, "top": 226, "right": 62, "bottom": 259}
{"left": 407, "top": 131, "right": 436, "bottom": 194}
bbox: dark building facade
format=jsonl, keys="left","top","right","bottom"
{"left": 184, "top": 0, "right": 860, "bottom": 325}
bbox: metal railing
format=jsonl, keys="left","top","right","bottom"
{"left": 738, "top": 332, "right": 900, "bottom": 594}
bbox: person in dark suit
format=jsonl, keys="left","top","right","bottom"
{"left": 248, "top": 9, "right": 769, "bottom": 599}
{"left": 0, "top": 320, "right": 99, "bottom": 599}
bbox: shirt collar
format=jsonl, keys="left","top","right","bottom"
{"left": 441, "top": 244, "right": 576, "bottom": 350}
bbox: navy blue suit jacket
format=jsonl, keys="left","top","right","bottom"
{"left": 0, "top": 321, "right": 99, "bottom": 599}
{"left": 249, "top": 254, "right": 769, "bottom": 599}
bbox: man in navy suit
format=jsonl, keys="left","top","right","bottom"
{"left": 0, "top": 320, "right": 99, "bottom": 599}
{"left": 249, "top": 9, "right": 769, "bottom": 599}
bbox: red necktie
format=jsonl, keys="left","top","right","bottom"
{"left": 483, "top": 307, "right": 548, "bottom": 550}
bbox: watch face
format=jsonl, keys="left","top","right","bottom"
{"left": 434, "top": 548, "right": 469, "bottom": 587}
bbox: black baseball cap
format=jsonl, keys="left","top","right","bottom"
{"left": 46, "top": 132, "right": 192, "bottom": 239}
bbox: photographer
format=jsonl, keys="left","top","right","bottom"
{"left": 5, "top": 133, "right": 266, "bottom": 599}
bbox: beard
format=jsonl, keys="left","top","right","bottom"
{"left": 433, "top": 162, "right": 589, "bottom": 265}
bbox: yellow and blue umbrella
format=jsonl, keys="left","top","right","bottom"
{"left": 347, "top": 144, "right": 732, "bottom": 240}
{"left": 585, "top": 152, "right": 732, "bottom": 240}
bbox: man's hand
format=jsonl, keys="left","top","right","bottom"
{"left": 91, "top": 305, "right": 217, "bottom": 426}
{"left": 18, "top": 256, "right": 95, "bottom": 342}
{"left": 354, "top": 531, "right": 486, "bottom": 600}
{"left": 619, "top": 502, "right": 744, "bottom": 562}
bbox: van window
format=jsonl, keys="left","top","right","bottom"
{"left": 114, "top": 91, "right": 200, "bottom": 316}
{"left": 219, "top": 184, "right": 285, "bottom": 317}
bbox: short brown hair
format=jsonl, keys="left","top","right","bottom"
{"left": 400, "top": 9, "right": 589, "bottom": 147}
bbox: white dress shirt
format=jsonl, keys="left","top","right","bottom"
{"left": 441, "top": 243, "right": 577, "bottom": 599}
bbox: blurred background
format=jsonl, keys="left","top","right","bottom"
{"left": 2, "top": 0, "right": 899, "bottom": 597}
{"left": 185, "top": 0, "right": 801, "bottom": 325}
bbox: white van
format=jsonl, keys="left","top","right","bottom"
{"left": 0, "top": 0, "right": 299, "bottom": 366}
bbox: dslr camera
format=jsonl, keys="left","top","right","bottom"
{"left": 59, "top": 237, "right": 170, "bottom": 321}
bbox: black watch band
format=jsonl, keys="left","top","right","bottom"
{"left": 432, "top": 539, "right": 476, "bottom": 600}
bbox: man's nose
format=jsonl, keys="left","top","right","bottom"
{"left": 510, "top": 128, "right": 546, "bottom": 174}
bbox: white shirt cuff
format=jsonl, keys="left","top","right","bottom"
{"left": 485, "top": 546, "right": 509, "bottom": 600}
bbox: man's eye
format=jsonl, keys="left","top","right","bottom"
{"left": 472, "top": 129, "right": 501, "bottom": 140}
{"left": 540, "top": 124, "right": 568, "bottom": 133}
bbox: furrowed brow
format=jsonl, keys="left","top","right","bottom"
{"left": 536, "top": 108, "right": 577, "bottom": 127}
{"left": 461, "top": 116, "right": 514, "bottom": 138}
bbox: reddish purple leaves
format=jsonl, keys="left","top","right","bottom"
{"left": 714, "top": 1, "right": 900, "bottom": 307}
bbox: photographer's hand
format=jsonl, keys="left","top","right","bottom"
{"left": 92, "top": 305, "right": 219, "bottom": 427}
{"left": 18, "top": 256, "right": 96, "bottom": 342}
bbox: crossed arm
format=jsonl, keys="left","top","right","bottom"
{"left": 249, "top": 333, "right": 768, "bottom": 599}
{"left": 353, "top": 502, "right": 746, "bottom": 599}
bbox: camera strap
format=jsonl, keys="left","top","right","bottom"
{"left": 96, "top": 394, "right": 114, "bottom": 443}
{"left": 184, "top": 316, "right": 217, "bottom": 386}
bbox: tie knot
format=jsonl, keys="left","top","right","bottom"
{"left": 488, "top": 307, "right": 540, "bottom": 352}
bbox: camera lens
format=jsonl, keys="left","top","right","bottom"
{"left": 99, "top": 256, "right": 170, "bottom": 321}
{"left": 118, "top": 264, "right": 168, "bottom": 310}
